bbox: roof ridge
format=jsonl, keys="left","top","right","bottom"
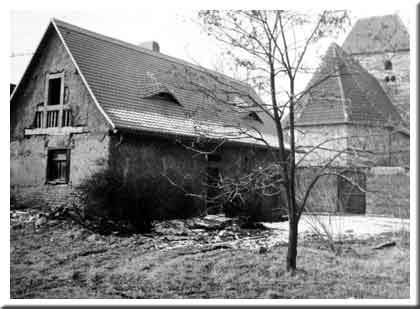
{"left": 52, "top": 18, "right": 249, "bottom": 89}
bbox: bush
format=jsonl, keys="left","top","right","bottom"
{"left": 220, "top": 183, "right": 264, "bottom": 223}
{"left": 77, "top": 168, "right": 200, "bottom": 233}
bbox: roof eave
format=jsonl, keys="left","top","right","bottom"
{"left": 113, "top": 126, "right": 289, "bottom": 151}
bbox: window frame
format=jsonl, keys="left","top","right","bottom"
{"left": 41, "top": 72, "right": 71, "bottom": 128}
{"left": 45, "top": 72, "right": 64, "bottom": 106}
{"left": 46, "top": 148, "right": 71, "bottom": 185}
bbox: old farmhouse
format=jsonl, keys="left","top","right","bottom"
{"left": 10, "top": 19, "right": 284, "bottom": 221}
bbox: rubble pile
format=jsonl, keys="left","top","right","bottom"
{"left": 10, "top": 208, "right": 286, "bottom": 252}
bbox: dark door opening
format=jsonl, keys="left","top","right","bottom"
{"left": 337, "top": 170, "right": 366, "bottom": 214}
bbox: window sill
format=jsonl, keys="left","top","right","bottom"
{"left": 25, "top": 127, "right": 88, "bottom": 136}
{"left": 46, "top": 181, "right": 69, "bottom": 186}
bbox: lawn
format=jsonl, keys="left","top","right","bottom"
{"left": 10, "top": 212, "right": 410, "bottom": 299}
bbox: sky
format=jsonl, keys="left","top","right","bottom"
{"left": 10, "top": 8, "right": 411, "bottom": 89}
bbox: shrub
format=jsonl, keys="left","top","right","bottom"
{"left": 77, "top": 168, "right": 199, "bottom": 233}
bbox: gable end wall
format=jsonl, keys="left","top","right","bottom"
{"left": 11, "top": 28, "right": 111, "bottom": 209}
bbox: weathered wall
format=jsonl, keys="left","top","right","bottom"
{"left": 293, "top": 124, "right": 349, "bottom": 167}
{"left": 366, "top": 169, "right": 410, "bottom": 218}
{"left": 216, "top": 143, "right": 287, "bottom": 221}
{"left": 353, "top": 51, "right": 410, "bottom": 126}
{"left": 295, "top": 167, "right": 339, "bottom": 213}
{"left": 293, "top": 123, "right": 409, "bottom": 168}
{"left": 10, "top": 29, "right": 110, "bottom": 209}
{"left": 347, "top": 125, "right": 409, "bottom": 166}
{"left": 296, "top": 166, "right": 410, "bottom": 218}
{"left": 108, "top": 133, "right": 286, "bottom": 221}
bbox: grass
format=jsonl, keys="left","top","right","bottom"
{"left": 10, "top": 219, "right": 410, "bottom": 299}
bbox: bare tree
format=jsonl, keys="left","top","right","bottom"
{"left": 160, "top": 10, "right": 407, "bottom": 272}
{"left": 194, "top": 10, "right": 352, "bottom": 272}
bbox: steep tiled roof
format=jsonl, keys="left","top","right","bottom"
{"left": 342, "top": 14, "right": 410, "bottom": 55}
{"left": 290, "top": 43, "right": 403, "bottom": 127}
{"left": 49, "top": 19, "right": 278, "bottom": 147}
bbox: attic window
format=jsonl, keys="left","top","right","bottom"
{"left": 384, "top": 60, "right": 393, "bottom": 71}
{"left": 47, "top": 76, "right": 63, "bottom": 105}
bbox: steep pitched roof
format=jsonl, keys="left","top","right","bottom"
{"left": 291, "top": 43, "right": 403, "bottom": 127}
{"left": 12, "top": 18, "right": 278, "bottom": 147}
{"left": 342, "top": 14, "right": 410, "bottom": 55}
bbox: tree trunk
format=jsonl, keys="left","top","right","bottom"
{"left": 286, "top": 214, "right": 298, "bottom": 272}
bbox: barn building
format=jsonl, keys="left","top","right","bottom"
{"left": 10, "top": 18, "right": 285, "bottom": 221}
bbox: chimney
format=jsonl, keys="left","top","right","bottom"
{"left": 138, "top": 41, "right": 160, "bottom": 52}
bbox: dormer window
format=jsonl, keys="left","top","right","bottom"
{"left": 150, "top": 92, "right": 180, "bottom": 104}
{"left": 144, "top": 91, "right": 182, "bottom": 106}
{"left": 245, "top": 111, "right": 263, "bottom": 124}
{"left": 384, "top": 60, "right": 392, "bottom": 71}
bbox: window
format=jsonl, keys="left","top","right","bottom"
{"left": 246, "top": 111, "right": 263, "bottom": 124}
{"left": 47, "top": 76, "right": 62, "bottom": 105}
{"left": 384, "top": 75, "right": 396, "bottom": 83}
{"left": 32, "top": 72, "right": 73, "bottom": 129}
{"left": 384, "top": 60, "right": 392, "bottom": 71}
{"left": 146, "top": 91, "right": 181, "bottom": 105}
{"left": 47, "top": 149, "right": 70, "bottom": 184}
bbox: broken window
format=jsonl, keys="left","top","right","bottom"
{"left": 47, "top": 149, "right": 70, "bottom": 184}
{"left": 32, "top": 72, "right": 73, "bottom": 129}
{"left": 47, "top": 77, "right": 62, "bottom": 105}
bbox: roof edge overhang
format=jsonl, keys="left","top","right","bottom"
{"left": 284, "top": 120, "right": 402, "bottom": 128}
{"left": 348, "top": 48, "right": 410, "bottom": 56}
{"left": 112, "top": 126, "right": 290, "bottom": 151}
